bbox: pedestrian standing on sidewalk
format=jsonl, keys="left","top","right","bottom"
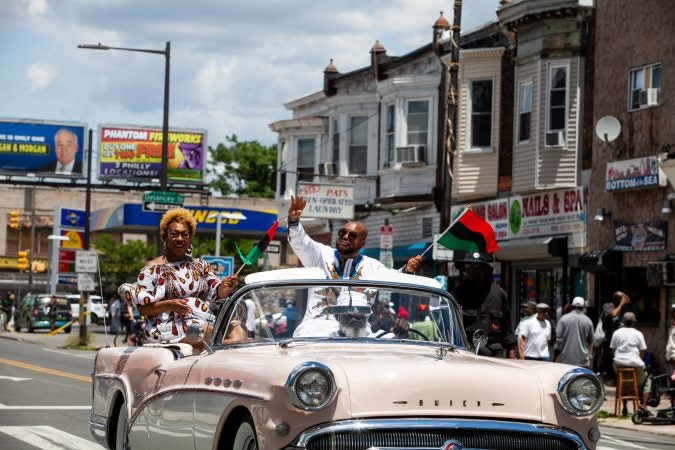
{"left": 610, "top": 311, "right": 650, "bottom": 416}
{"left": 665, "top": 304, "right": 675, "bottom": 373}
{"left": 519, "top": 303, "right": 552, "bottom": 361}
{"left": 514, "top": 301, "right": 537, "bottom": 358}
{"left": 110, "top": 296, "right": 122, "bottom": 346}
{"left": 598, "top": 291, "right": 631, "bottom": 384}
{"left": 48, "top": 295, "right": 58, "bottom": 331}
{"left": 554, "top": 297, "right": 594, "bottom": 368}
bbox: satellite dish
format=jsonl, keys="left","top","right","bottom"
{"left": 595, "top": 116, "right": 621, "bottom": 143}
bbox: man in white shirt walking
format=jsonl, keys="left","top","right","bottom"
{"left": 519, "top": 303, "right": 552, "bottom": 361}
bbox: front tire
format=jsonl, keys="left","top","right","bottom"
{"left": 233, "top": 418, "right": 258, "bottom": 450}
{"left": 114, "top": 401, "right": 127, "bottom": 450}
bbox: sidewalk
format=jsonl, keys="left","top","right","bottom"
{"left": 1, "top": 327, "right": 675, "bottom": 436}
{"left": 599, "top": 383, "right": 675, "bottom": 436}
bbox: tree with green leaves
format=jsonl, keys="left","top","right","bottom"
{"left": 93, "top": 235, "right": 156, "bottom": 293}
{"left": 208, "top": 134, "right": 277, "bottom": 198}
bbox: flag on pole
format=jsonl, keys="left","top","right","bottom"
{"left": 236, "top": 219, "right": 279, "bottom": 266}
{"left": 437, "top": 208, "right": 499, "bottom": 254}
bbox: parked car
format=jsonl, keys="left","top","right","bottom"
{"left": 68, "top": 294, "right": 107, "bottom": 325}
{"left": 90, "top": 268, "right": 604, "bottom": 450}
{"left": 14, "top": 293, "right": 72, "bottom": 333}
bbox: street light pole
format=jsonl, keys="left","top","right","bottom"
{"left": 206, "top": 212, "right": 248, "bottom": 257}
{"left": 77, "top": 41, "right": 171, "bottom": 191}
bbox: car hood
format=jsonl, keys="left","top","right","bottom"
{"left": 217, "top": 342, "right": 578, "bottom": 425}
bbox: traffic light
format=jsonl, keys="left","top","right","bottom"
{"left": 17, "top": 250, "right": 28, "bottom": 271}
{"left": 8, "top": 211, "right": 19, "bottom": 230}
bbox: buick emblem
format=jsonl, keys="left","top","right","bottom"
{"left": 442, "top": 440, "right": 463, "bottom": 450}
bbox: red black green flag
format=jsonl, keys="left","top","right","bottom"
{"left": 236, "top": 219, "right": 279, "bottom": 265}
{"left": 437, "top": 208, "right": 499, "bottom": 254}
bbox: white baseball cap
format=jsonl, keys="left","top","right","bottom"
{"left": 572, "top": 297, "right": 585, "bottom": 307}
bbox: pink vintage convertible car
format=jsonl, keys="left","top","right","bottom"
{"left": 90, "top": 268, "right": 604, "bottom": 449}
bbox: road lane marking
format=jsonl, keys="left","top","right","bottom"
{"left": 0, "top": 425, "right": 104, "bottom": 449}
{"left": 0, "top": 356, "right": 91, "bottom": 383}
{"left": 0, "top": 375, "right": 32, "bottom": 382}
{"left": 0, "top": 403, "right": 90, "bottom": 410}
{"left": 600, "top": 434, "right": 651, "bottom": 449}
{"left": 42, "top": 347, "right": 97, "bottom": 359}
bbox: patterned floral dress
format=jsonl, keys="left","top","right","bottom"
{"left": 133, "top": 257, "right": 222, "bottom": 343}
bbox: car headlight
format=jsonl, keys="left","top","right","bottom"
{"left": 557, "top": 368, "right": 605, "bottom": 416}
{"left": 285, "top": 362, "right": 336, "bottom": 410}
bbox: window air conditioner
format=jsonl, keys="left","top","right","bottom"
{"left": 545, "top": 131, "right": 565, "bottom": 147}
{"left": 639, "top": 88, "right": 660, "bottom": 107}
{"left": 318, "top": 162, "right": 337, "bottom": 176}
{"left": 395, "top": 145, "right": 426, "bottom": 165}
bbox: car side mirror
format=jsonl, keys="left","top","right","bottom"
{"left": 185, "top": 324, "right": 214, "bottom": 354}
{"left": 472, "top": 329, "right": 488, "bottom": 355}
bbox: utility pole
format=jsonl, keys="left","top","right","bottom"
{"left": 433, "top": 3, "right": 463, "bottom": 275}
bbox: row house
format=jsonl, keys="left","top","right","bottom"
{"left": 270, "top": 0, "right": 595, "bottom": 328}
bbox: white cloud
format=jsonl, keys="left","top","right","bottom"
{"left": 24, "top": 62, "right": 57, "bottom": 93}
{"left": 0, "top": 0, "right": 502, "bottom": 146}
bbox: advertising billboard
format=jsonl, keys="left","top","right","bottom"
{"left": 98, "top": 124, "right": 206, "bottom": 184}
{"left": 0, "top": 118, "right": 87, "bottom": 177}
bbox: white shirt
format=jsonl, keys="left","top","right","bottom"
{"left": 610, "top": 327, "right": 647, "bottom": 368}
{"left": 666, "top": 320, "right": 675, "bottom": 363}
{"left": 521, "top": 318, "right": 552, "bottom": 358}
{"left": 288, "top": 222, "right": 390, "bottom": 320}
{"left": 244, "top": 299, "right": 256, "bottom": 332}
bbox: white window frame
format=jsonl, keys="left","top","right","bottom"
{"left": 545, "top": 62, "right": 569, "bottom": 148}
{"left": 517, "top": 81, "right": 533, "bottom": 143}
{"left": 404, "top": 99, "right": 430, "bottom": 148}
{"left": 628, "top": 62, "right": 662, "bottom": 111}
{"left": 348, "top": 116, "right": 368, "bottom": 174}
{"left": 296, "top": 137, "right": 315, "bottom": 181}
{"left": 331, "top": 118, "right": 340, "bottom": 163}
{"left": 467, "top": 78, "right": 494, "bottom": 152}
{"left": 385, "top": 104, "right": 396, "bottom": 167}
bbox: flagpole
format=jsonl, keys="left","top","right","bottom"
{"left": 417, "top": 206, "right": 471, "bottom": 258}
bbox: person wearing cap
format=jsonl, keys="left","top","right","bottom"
{"left": 554, "top": 297, "right": 594, "bottom": 368}
{"left": 514, "top": 301, "right": 537, "bottom": 358}
{"left": 597, "top": 291, "right": 631, "bottom": 385}
{"left": 665, "top": 304, "right": 675, "bottom": 371}
{"left": 293, "top": 291, "right": 408, "bottom": 338}
{"left": 451, "top": 251, "right": 516, "bottom": 358}
{"left": 519, "top": 303, "right": 553, "bottom": 361}
{"left": 610, "top": 311, "right": 650, "bottom": 415}
{"left": 287, "top": 195, "right": 422, "bottom": 323}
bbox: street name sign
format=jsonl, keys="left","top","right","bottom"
{"left": 143, "top": 191, "right": 185, "bottom": 213}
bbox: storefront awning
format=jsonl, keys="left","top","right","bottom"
{"left": 578, "top": 249, "right": 622, "bottom": 273}
{"left": 495, "top": 236, "right": 567, "bottom": 261}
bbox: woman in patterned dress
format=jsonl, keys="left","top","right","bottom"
{"left": 131, "top": 208, "right": 243, "bottom": 344}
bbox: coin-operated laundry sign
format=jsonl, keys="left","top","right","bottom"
{"left": 297, "top": 183, "right": 354, "bottom": 220}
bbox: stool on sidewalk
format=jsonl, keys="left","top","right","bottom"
{"left": 615, "top": 367, "right": 639, "bottom": 416}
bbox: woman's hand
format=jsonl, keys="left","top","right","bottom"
{"left": 172, "top": 298, "right": 192, "bottom": 316}
{"left": 218, "top": 276, "right": 238, "bottom": 298}
{"left": 223, "top": 320, "right": 248, "bottom": 344}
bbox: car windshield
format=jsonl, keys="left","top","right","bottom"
{"left": 212, "top": 278, "right": 466, "bottom": 348}
{"left": 38, "top": 296, "right": 70, "bottom": 309}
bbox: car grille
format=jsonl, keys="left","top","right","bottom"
{"left": 294, "top": 419, "right": 586, "bottom": 450}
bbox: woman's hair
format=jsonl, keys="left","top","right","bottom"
{"left": 159, "top": 208, "right": 197, "bottom": 241}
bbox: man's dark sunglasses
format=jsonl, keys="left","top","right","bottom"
{"left": 337, "top": 228, "right": 360, "bottom": 240}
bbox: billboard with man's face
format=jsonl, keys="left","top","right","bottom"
{"left": 98, "top": 124, "right": 206, "bottom": 184}
{"left": 0, "top": 118, "right": 87, "bottom": 177}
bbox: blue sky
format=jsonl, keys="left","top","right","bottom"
{"left": 0, "top": 0, "right": 501, "bottom": 149}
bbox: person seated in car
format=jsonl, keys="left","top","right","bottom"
{"left": 121, "top": 208, "right": 242, "bottom": 345}
{"left": 293, "top": 291, "right": 409, "bottom": 338}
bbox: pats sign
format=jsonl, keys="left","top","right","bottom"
{"left": 298, "top": 183, "right": 354, "bottom": 220}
